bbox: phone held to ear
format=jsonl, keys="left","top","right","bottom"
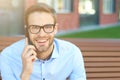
{"left": 25, "top": 28, "right": 32, "bottom": 45}
{"left": 28, "top": 37, "right": 32, "bottom": 45}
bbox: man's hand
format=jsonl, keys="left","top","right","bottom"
{"left": 20, "top": 38, "right": 37, "bottom": 80}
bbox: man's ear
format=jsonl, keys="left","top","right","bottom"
{"left": 24, "top": 25, "right": 27, "bottom": 28}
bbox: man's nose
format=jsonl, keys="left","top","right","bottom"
{"left": 37, "top": 28, "right": 46, "bottom": 36}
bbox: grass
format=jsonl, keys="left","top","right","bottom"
{"left": 56, "top": 25, "right": 120, "bottom": 38}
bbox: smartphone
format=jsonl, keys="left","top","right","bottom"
{"left": 25, "top": 28, "right": 32, "bottom": 45}
{"left": 27, "top": 37, "right": 32, "bottom": 45}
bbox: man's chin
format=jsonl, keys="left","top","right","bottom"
{"left": 36, "top": 46, "right": 48, "bottom": 53}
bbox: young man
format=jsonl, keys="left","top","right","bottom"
{"left": 0, "top": 3, "right": 86, "bottom": 80}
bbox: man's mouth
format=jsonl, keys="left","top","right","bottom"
{"left": 38, "top": 40, "right": 48, "bottom": 43}
{"left": 36, "top": 39, "right": 48, "bottom": 46}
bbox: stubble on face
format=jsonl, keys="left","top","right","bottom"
{"left": 33, "top": 36, "right": 54, "bottom": 54}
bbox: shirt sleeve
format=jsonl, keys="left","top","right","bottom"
{"left": 69, "top": 47, "right": 86, "bottom": 80}
{"left": 0, "top": 51, "right": 20, "bottom": 80}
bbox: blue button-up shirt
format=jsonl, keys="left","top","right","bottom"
{"left": 0, "top": 38, "right": 86, "bottom": 80}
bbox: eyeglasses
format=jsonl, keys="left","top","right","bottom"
{"left": 27, "top": 24, "right": 55, "bottom": 34}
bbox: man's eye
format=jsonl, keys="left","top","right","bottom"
{"left": 45, "top": 25, "right": 52, "bottom": 28}
{"left": 32, "top": 26, "right": 39, "bottom": 29}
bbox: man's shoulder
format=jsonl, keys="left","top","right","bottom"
{"left": 54, "top": 38, "right": 82, "bottom": 57}
{"left": 6, "top": 39, "right": 25, "bottom": 48}
{"left": 54, "top": 38, "right": 79, "bottom": 49}
{"left": 1, "top": 39, "right": 25, "bottom": 54}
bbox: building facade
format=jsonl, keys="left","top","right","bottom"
{"left": 26, "top": 0, "right": 120, "bottom": 30}
{"left": 0, "top": 0, "right": 119, "bottom": 36}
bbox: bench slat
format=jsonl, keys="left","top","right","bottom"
{"left": 84, "top": 57, "right": 120, "bottom": 62}
{"left": 85, "top": 62, "right": 120, "bottom": 67}
{"left": 87, "top": 78, "right": 120, "bottom": 80}
{"left": 87, "top": 72, "right": 120, "bottom": 78}
{"left": 86, "top": 67, "right": 120, "bottom": 72}
{"left": 80, "top": 47, "right": 120, "bottom": 51}
{"left": 83, "top": 52, "right": 120, "bottom": 56}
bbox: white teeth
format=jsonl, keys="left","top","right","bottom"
{"left": 38, "top": 40, "right": 47, "bottom": 43}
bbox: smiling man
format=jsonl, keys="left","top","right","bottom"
{"left": 0, "top": 3, "right": 86, "bottom": 80}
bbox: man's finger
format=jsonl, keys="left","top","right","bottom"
{"left": 22, "top": 45, "right": 36, "bottom": 57}
{"left": 25, "top": 37, "right": 28, "bottom": 46}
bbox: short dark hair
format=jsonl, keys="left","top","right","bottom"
{"left": 24, "top": 3, "right": 56, "bottom": 27}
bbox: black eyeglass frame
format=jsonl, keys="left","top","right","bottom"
{"left": 27, "top": 24, "right": 56, "bottom": 34}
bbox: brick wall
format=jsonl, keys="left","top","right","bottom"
{"left": 99, "top": 0, "right": 118, "bottom": 25}
{"left": 57, "top": 0, "right": 79, "bottom": 31}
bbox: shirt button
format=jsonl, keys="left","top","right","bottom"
{"left": 43, "top": 78, "right": 45, "bottom": 80}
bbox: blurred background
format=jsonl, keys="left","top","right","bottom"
{"left": 0, "top": 0, "right": 120, "bottom": 38}
{"left": 0, "top": 0, "right": 24, "bottom": 36}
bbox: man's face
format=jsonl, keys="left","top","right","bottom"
{"left": 27, "top": 12, "right": 57, "bottom": 53}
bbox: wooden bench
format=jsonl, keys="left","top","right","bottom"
{"left": 0, "top": 37, "right": 120, "bottom": 80}
{"left": 64, "top": 38, "right": 120, "bottom": 80}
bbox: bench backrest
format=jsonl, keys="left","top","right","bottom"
{"left": 64, "top": 38, "right": 120, "bottom": 80}
{"left": 0, "top": 37, "right": 120, "bottom": 80}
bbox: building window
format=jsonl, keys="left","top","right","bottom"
{"left": 54, "top": 0, "right": 73, "bottom": 13}
{"left": 103, "top": 0, "right": 115, "bottom": 14}
{"left": 37, "top": 0, "right": 73, "bottom": 13}
{"left": 79, "top": 0, "right": 96, "bottom": 15}
{"left": 37, "top": 0, "right": 52, "bottom": 6}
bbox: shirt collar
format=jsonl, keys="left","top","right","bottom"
{"left": 50, "top": 40, "right": 59, "bottom": 59}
